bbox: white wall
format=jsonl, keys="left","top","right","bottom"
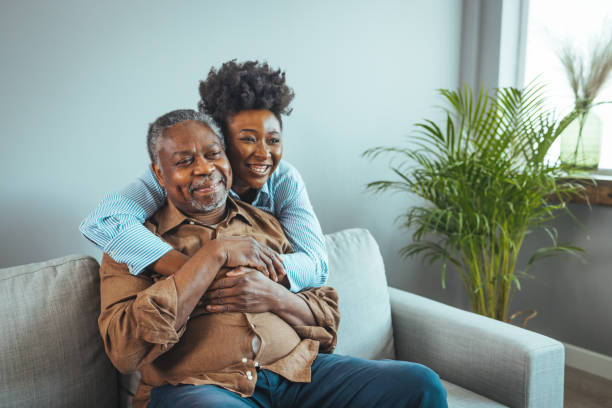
{"left": 0, "top": 0, "right": 463, "bottom": 296}
{"left": 513, "top": 204, "right": 612, "bottom": 357}
{"left": 3, "top": 0, "right": 610, "bottom": 360}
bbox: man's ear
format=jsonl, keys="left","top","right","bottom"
{"left": 151, "top": 162, "right": 165, "bottom": 189}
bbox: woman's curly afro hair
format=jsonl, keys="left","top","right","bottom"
{"left": 198, "top": 60, "right": 295, "bottom": 134}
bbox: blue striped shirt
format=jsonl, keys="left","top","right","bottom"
{"left": 79, "top": 160, "right": 328, "bottom": 291}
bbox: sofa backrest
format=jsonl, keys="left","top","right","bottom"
{"left": 0, "top": 255, "right": 117, "bottom": 408}
{"left": 0, "top": 228, "right": 394, "bottom": 408}
{"left": 325, "top": 228, "right": 395, "bottom": 360}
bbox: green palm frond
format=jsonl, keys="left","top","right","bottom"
{"left": 363, "top": 82, "right": 586, "bottom": 321}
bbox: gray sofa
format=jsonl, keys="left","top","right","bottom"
{"left": 0, "top": 228, "right": 564, "bottom": 407}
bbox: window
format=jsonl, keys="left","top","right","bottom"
{"left": 524, "top": 0, "right": 612, "bottom": 171}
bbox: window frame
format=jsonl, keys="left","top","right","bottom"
{"left": 462, "top": 0, "right": 611, "bottom": 206}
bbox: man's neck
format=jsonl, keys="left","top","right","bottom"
{"left": 191, "top": 203, "right": 228, "bottom": 226}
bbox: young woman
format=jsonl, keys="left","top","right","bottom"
{"left": 80, "top": 60, "right": 327, "bottom": 291}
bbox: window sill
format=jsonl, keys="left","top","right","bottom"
{"left": 559, "top": 171, "right": 612, "bottom": 207}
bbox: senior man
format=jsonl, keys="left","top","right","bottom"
{"left": 98, "top": 109, "right": 447, "bottom": 408}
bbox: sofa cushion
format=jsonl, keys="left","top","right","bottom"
{"left": 324, "top": 228, "right": 395, "bottom": 360}
{"left": 442, "top": 381, "right": 508, "bottom": 407}
{"left": 0, "top": 255, "right": 117, "bottom": 408}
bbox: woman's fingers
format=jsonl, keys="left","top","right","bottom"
{"left": 253, "top": 244, "right": 283, "bottom": 281}
{"left": 207, "top": 274, "right": 242, "bottom": 291}
{"left": 261, "top": 253, "right": 277, "bottom": 282}
{"left": 206, "top": 303, "right": 241, "bottom": 313}
{"left": 270, "top": 252, "right": 286, "bottom": 281}
{"left": 205, "top": 293, "right": 242, "bottom": 304}
{"left": 225, "top": 266, "right": 251, "bottom": 277}
{"left": 221, "top": 236, "right": 284, "bottom": 282}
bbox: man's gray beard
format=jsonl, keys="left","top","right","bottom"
{"left": 188, "top": 173, "right": 228, "bottom": 212}
{"left": 188, "top": 192, "right": 226, "bottom": 212}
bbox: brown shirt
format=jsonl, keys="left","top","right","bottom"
{"left": 98, "top": 197, "right": 339, "bottom": 406}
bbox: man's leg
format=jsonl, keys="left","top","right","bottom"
{"left": 266, "top": 353, "right": 448, "bottom": 408}
{"left": 148, "top": 383, "right": 264, "bottom": 408}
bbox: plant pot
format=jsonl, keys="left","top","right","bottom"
{"left": 559, "top": 111, "right": 603, "bottom": 170}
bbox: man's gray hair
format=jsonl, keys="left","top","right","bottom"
{"left": 147, "top": 109, "right": 224, "bottom": 164}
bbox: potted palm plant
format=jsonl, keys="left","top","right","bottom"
{"left": 363, "top": 83, "right": 585, "bottom": 322}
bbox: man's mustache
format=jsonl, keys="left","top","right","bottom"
{"left": 188, "top": 174, "right": 226, "bottom": 195}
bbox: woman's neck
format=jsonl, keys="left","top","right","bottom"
{"left": 237, "top": 188, "right": 258, "bottom": 204}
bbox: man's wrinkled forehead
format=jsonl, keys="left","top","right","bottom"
{"left": 159, "top": 120, "right": 224, "bottom": 155}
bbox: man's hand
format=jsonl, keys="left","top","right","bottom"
{"left": 216, "top": 236, "right": 286, "bottom": 282}
{"left": 204, "top": 266, "right": 316, "bottom": 326}
{"left": 204, "top": 267, "right": 282, "bottom": 313}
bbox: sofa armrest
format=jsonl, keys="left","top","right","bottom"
{"left": 389, "top": 287, "right": 564, "bottom": 408}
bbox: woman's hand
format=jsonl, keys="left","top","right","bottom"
{"left": 204, "top": 267, "right": 282, "bottom": 313}
{"left": 214, "top": 237, "right": 286, "bottom": 282}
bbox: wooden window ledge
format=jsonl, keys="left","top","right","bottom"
{"left": 558, "top": 171, "right": 612, "bottom": 207}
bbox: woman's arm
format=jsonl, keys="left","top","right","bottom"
{"left": 79, "top": 166, "right": 187, "bottom": 275}
{"left": 79, "top": 166, "right": 283, "bottom": 279}
{"left": 266, "top": 161, "right": 329, "bottom": 291}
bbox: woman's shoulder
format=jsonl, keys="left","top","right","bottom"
{"left": 268, "top": 159, "right": 304, "bottom": 189}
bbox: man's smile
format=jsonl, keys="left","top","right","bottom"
{"left": 189, "top": 176, "right": 226, "bottom": 196}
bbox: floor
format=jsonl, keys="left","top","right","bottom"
{"left": 564, "top": 366, "right": 612, "bottom": 407}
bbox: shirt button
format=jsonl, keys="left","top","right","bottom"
{"left": 242, "top": 357, "right": 247, "bottom": 363}
{"left": 188, "top": 221, "right": 195, "bottom": 225}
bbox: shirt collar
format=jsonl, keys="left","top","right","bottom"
{"left": 153, "top": 196, "right": 252, "bottom": 236}
{"left": 229, "top": 184, "right": 271, "bottom": 205}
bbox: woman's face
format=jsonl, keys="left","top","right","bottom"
{"left": 225, "top": 109, "right": 282, "bottom": 194}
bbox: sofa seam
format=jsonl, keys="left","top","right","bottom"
{"left": 0, "top": 255, "right": 97, "bottom": 281}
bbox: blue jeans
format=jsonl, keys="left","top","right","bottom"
{"left": 148, "top": 353, "right": 447, "bottom": 408}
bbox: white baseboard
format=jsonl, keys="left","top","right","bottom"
{"left": 564, "top": 342, "right": 612, "bottom": 381}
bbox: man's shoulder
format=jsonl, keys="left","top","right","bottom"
{"left": 144, "top": 209, "right": 162, "bottom": 234}
{"left": 143, "top": 203, "right": 176, "bottom": 236}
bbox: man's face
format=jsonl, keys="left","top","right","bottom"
{"left": 152, "top": 120, "right": 232, "bottom": 216}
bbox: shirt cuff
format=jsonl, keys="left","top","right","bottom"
{"left": 294, "top": 287, "right": 340, "bottom": 353}
{"left": 133, "top": 276, "right": 183, "bottom": 346}
{"left": 280, "top": 252, "right": 328, "bottom": 292}
{"left": 104, "top": 223, "right": 174, "bottom": 275}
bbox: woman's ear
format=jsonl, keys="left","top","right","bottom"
{"left": 151, "top": 162, "right": 165, "bottom": 189}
